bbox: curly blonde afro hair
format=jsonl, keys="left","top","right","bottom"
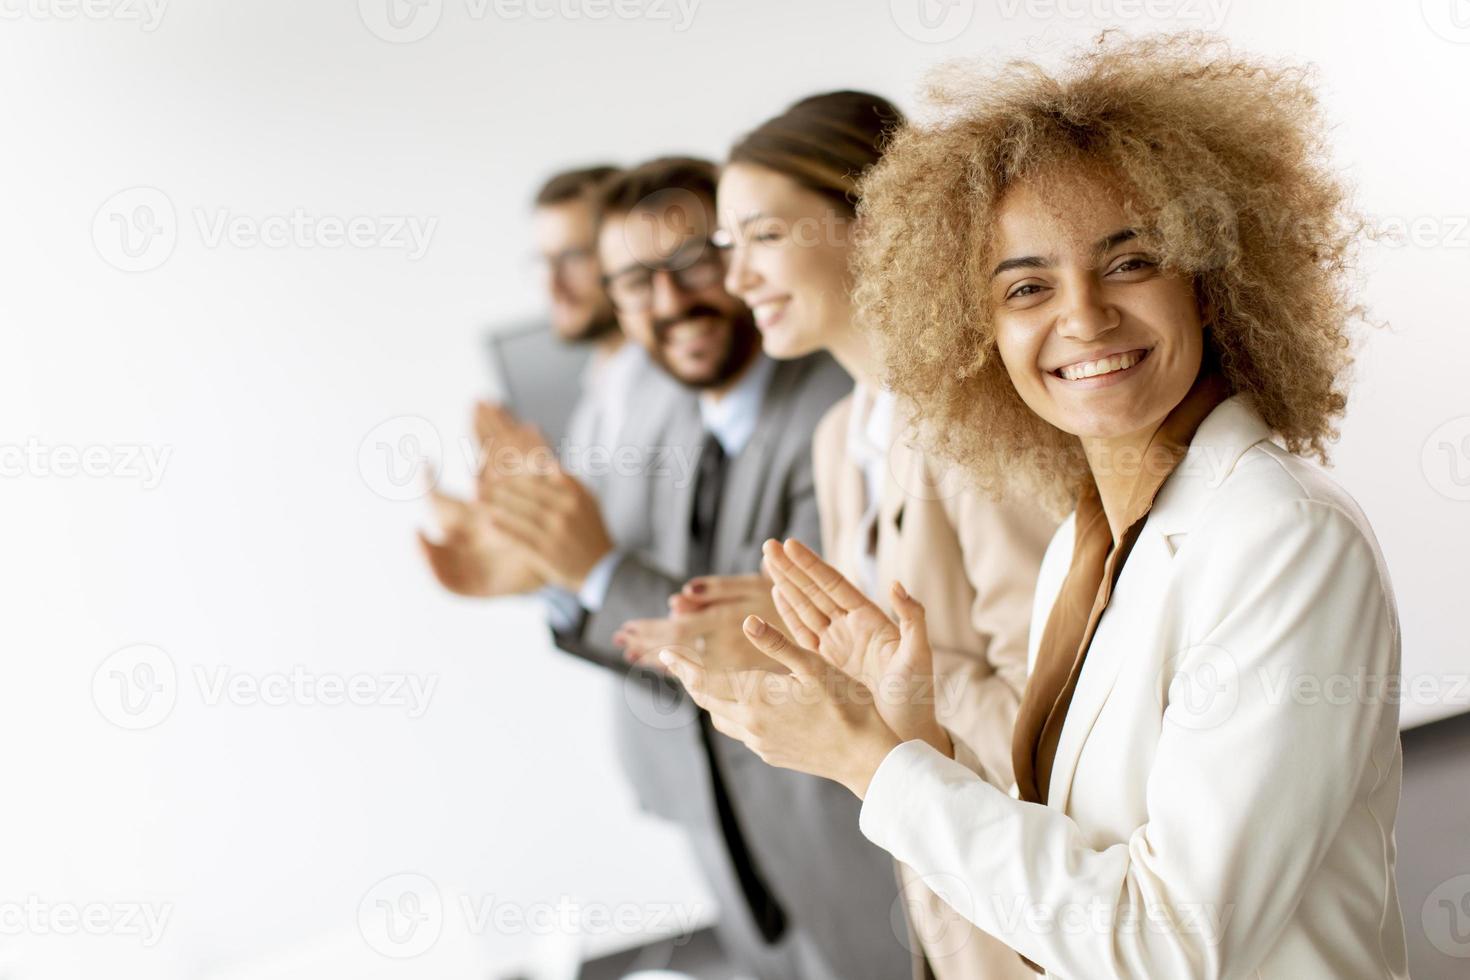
{"left": 854, "top": 32, "right": 1368, "bottom": 515}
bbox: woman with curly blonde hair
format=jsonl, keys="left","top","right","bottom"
{"left": 662, "top": 33, "right": 1407, "bottom": 979}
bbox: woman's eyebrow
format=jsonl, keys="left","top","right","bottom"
{"left": 1093, "top": 228, "right": 1138, "bottom": 255}
{"left": 991, "top": 228, "right": 1140, "bottom": 278}
{"left": 991, "top": 254, "right": 1050, "bottom": 278}
{"left": 731, "top": 210, "right": 770, "bottom": 229}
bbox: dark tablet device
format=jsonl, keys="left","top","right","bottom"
{"left": 483, "top": 318, "right": 592, "bottom": 450}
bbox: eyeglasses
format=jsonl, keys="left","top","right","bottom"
{"left": 534, "top": 245, "right": 599, "bottom": 282}
{"left": 602, "top": 240, "right": 726, "bottom": 313}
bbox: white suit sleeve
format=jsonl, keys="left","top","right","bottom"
{"left": 858, "top": 499, "right": 1398, "bottom": 979}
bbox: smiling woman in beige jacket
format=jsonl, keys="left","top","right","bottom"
{"left": 625, "top": 91, "right": 1056, "bottom": 980}
{"left": 723, "top": 93, "right": 1060, "bottom": 980}
{"left": 663, "top": 35, "right": 1407, "bottom": 980}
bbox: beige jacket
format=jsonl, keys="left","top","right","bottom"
{"left": 812, "top": 392, "right": 1059, "bottom": 980}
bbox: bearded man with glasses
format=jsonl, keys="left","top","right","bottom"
{"left": 477, "top": 157, "right": 907, "bottom": 980}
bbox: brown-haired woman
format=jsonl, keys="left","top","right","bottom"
{"left": 625, "top": 90, "right": 1057, "bottom": 980}
{"left": 662, "top": 36, "right": 1407, "bottom": 979}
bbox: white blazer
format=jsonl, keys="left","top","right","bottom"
{"left": 857, "top": 394, "right": 1409, "bottom": 979}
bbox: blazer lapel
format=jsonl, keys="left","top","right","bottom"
{"left": 1046, "top": 393, "right": 1273, "bottom": 812}
{"left": 662, "top": 406, "right": 705, "bottom": 577}
{"left": 877, "top": 420, "right": 917, "bottom": 585}
{"left": 714, "top": 359, "right": 792, "bottom": 562}
{"left": 832, "top": 412, "right": 867, "bottom": 575}
{"left": 1045, "top": 525, "right": 1175, "bottom": 813}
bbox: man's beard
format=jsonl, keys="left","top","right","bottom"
{"left": 568, "top": 308, "right": 620, "bottom": 345}
{"left": 651, "top": 303, "right": 760, "bottom": 390}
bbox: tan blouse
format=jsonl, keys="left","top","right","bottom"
{"left": 1012, "top": 370, "right": 1232, "bottom": 805}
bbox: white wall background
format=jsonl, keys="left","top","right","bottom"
{"left": 2, "top": 1, "right": 1467, "bottom": 977}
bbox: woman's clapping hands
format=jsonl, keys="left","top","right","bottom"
{"left": 659, "top": 538, "right": 952, "bottom": 798}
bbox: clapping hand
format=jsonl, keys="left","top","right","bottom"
{"left": 418, "top": 473, "right": 544, "bottom": 597}
{"left": 480, "top": 469, "right": 615, "bottom": 592}
{"left": 472, "top": 401, "right": 555, "bottom": 498}
{"left": 761, "top": 538, "right": 950, "bottom": 755}
{"left": 616, "top": 574, "right": 783, "bottom": 673}
{"left": 659, "top": 614, "right": 903, "bottom": 798}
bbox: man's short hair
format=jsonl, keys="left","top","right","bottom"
{"left": 533, "top": 164, "right": 621, "bottom": 208}
{"left": 594, "top": 156, "right": 718, "bottom": 221}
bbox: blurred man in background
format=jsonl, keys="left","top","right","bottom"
{"left": 475, "top": 157, "right": 909, "bottom": 980}
{"left": 420, "top": 163, "right": 667, "bottom": 600}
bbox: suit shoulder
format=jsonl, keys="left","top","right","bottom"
{"left": 771, "top": 353, "right": 854, "bottom": 426}
{"left": 1180, "top": 444, "right": 1396, "bottom": 625}
{"left": 1207, "top": 442, "right": 1383, "bottom": 552}
{"left": 621, "top": 363, "right": 691, "bottom": 441}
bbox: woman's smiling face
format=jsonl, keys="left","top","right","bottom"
{"left": 988, "top": 170, "right": 1205, "bottom": 443}
{"left": 717, "top": 162, "right": 857, "bottom": 360}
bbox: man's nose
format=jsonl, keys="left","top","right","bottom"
{"left": 650, "top": 268, "right": 693, "bottom": 320}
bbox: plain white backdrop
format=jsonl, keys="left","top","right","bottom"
{"left": 3, "top": 0, "right": 1468, "bottom": 977}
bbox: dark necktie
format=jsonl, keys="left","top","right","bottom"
{"left": 688, "top": 429, "right": 787, "bottom": 943}
{"left": 688, "top": 431, "right": 727, "bottom": 580}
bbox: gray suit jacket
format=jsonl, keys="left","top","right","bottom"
{"left": 556, "top": 353, "right": 910, "bottom": 980}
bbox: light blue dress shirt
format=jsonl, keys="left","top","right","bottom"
{"left": 570, "top": 352, "right": 776, "bottom": 618}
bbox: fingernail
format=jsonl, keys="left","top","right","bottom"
{"left": 688, "top": 581, "right": 706, "bottom": 594}
{"left": 743, "top": 615, "right": 765, "bottom": 636}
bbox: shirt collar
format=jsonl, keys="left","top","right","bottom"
{"left": 845, "top": 383, "right": 896, "bottom": 466}
{"left": 1145, "top": 390, "right": 1274, "bottom": 541}
{"left": 699, "top": 352, "right": 776, "bottom": 457}
{"left": 1075, "top": 370, "right": 1235, "bottom": 539}
{"left": 579, "top": 336, "right": 639, "bottom": 391}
